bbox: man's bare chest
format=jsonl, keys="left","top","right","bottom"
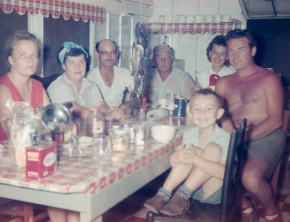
{"left": 225, "top": 80, "right": 265, "bottom": 107}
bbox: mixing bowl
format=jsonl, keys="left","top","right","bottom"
{"left": 151, "top": 125, "right": 175, "bottom": 142}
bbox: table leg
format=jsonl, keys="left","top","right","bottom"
{"left": 92, "top": 215, "right": 102, "bottom": 222}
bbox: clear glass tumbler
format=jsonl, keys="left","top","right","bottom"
{"left": 92, "top": 135, "right": 112, "bottom": 164}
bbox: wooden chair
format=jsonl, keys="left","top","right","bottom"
{"left": 146, "top": 119, "right": 247, "bottom": 222}
{"left": 0, "top": 199, "right": 49, "bottom": 222}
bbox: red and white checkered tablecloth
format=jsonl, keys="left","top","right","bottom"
{"left": 0, "top": 0, "right": 106, "bottom": 23}
{"left": 146, "top": 22, "right": 235, "bottom": 35}
{"left": 0, "top": 135, "right": 182, "bottom": 195}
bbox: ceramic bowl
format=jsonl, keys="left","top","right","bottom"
{"left": 151, "top": 125, "right": 175, "bottom": 142}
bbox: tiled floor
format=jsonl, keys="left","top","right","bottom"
{"left": 103, "top": 141, "right": 290, "bottom": 222}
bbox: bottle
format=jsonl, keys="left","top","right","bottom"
{"left": 86, "top": 108, "right": 104, "bottom": 137}
{"left": 140, "top": 90, "right": 147, "bottom": 110}
{"left": 104, "top": 116, "right": 116, "bottom": 136}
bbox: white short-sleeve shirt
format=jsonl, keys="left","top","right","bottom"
{"left": 196, "top": 66, "right": 235, "bottom": 89}
{"left": 47, "top": 74, "right": 104, "bottom": 108}
{"left": 87, "top": 66, "right": 133, "bottom": 107}
{"left": 146, "top": 66, "right": 195, "bottom": 104}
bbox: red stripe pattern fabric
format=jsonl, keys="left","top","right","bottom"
{"left": 0, "top": 0, "right": 106, "bottom": 23}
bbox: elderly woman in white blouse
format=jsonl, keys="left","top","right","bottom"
{"left": 47, "top": 41, "right": 124, "bottom": 121}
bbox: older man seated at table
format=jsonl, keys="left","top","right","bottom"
{"left": 145, "top": 44, "right": 195, "bottom": 105}
{"left": 47, "top": 41, "right": 124, "bottom": 122}
{"left": 86, "top": 39, "right": 134, "bottom": 109}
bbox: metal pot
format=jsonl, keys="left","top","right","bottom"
{"left": 41, "top": 102, "right": 72, "bottom": 131}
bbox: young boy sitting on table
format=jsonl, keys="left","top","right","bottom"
{"left": 144, "top": 89, "right": 230, "bottom": 216}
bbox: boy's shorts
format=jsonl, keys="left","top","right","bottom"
{"left": 192, "top": 186, "right": 222, "bottom": 204}
{"left": 243, "top": 128, "right": 285, "bottom": 178}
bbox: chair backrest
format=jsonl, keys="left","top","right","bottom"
{"left": 220, "top": 119, "right": 247, "bottom": 222}
{"left": 31, "top": 74, "right": 60, "bottom": 90}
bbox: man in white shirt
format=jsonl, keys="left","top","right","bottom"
{"left": 87, "top": 39, "right": 134, "bottom": 108}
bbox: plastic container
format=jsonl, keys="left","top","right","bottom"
{"left": 86, "top": 108, "right": 104, "bottom": 137}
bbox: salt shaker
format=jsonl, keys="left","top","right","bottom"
{"left": 135, "top": 125, "right": 144, "bottom": 146}
{"left": 139, "top": 108, "right": 145, "bottom": 121}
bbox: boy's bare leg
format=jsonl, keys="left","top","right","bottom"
{"left": 183, "top": 144, "right": 223, "bottom": 197}
{"left": 163, "top": 164, "right": 193, "bottom": 191}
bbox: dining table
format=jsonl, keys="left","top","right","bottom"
{"left": 0, "top": 115, "right": 193, "bottom": 222}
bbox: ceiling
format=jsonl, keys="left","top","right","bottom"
{"left": 238, "top": 0, "right": 290, "bottom": 19}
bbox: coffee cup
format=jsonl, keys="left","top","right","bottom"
{"left": 206, "top": 15, "right": 214, "bottom": 23}
{"left": 223, "top": 14, "right": 231, "bottom": 22}
{"left": 178, "top": 15, "right": 186, "bottom": 23}
{"left": 173, "top": 15, "right": 179, "bottom": 23}
{"left": 215, "top": 14, "right": 223, "bottom": 23}
{"left": 195, "top": 15, "right": 205, "bottom": 23}
{"left": 159, "top": 15, "right": 165, "bottom": 23}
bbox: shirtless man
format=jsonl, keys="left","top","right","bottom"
{"left": 87, "top": 39, "right": 133, "bottom": 108}
{"left": 216, "top": 29, "right": 285, "bottom": 222}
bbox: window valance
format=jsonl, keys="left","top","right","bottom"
{"left": 147, "top": 20, "right": 241, "bottom": 35}
{"left": 0, "top": 0, "right": 106, "bottom": 23}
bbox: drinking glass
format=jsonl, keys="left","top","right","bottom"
{"left": 0, "top": 114, "right": 12, "bottom": 140}
{"left": 165, "top": 92, "right": 178, "bottom": 115}
{"left": 92, "top": 135, "right": 112, "bottom": 164}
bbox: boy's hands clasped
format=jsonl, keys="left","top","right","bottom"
{"left": 175, "top": 144, "right": 202, "bottom": 165}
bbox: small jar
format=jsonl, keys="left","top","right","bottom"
{"left": 111, "top": 129, "right": 129, "bottom": 152}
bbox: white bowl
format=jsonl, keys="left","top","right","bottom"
{"left": 151, "top": 125, "right": 175, "bottom": 142}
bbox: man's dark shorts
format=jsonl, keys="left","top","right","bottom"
{"left": 243, "top": 128, "right": 286, "bottom": 178}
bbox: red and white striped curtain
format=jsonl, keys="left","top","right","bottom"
{"left": 0, "top": 0, "right": 106, "bottom": 23}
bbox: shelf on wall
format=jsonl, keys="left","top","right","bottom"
{"left": 146, "top": 20, "right": 242, "bottom": 35}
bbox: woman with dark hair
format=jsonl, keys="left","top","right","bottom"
{"left": 192, "top": 35, "right": 235, "bottom": 92}
{"left": 0, "top": 30, "right": 50, "bottom": 141}
{"left": 47, "top": 41, "right": 124, "bottom": 121}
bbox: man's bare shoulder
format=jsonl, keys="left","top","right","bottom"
{"left": 252, "top": 67, "right": 281, "bottom": 84}
{"left": 217, "top": 72, "right": 238, "bottom": 84}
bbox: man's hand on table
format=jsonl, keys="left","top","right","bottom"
{"left": 107, "top": 106, "right": 126, "bottom": 120}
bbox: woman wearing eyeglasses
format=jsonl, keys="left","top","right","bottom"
{"left": 87, "top": 39, "right": 134, "bottom": 109}
{"left": 47, "top": 41, "right": 124, "bottom": 122}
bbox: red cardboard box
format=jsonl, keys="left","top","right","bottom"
{"left": 26, "top": 142, "right": 57, "bottom": 179}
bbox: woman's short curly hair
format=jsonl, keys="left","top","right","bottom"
{"left": 4, "top": 30, "right": 41, "bottom": 70}
{"left": 206, "top": 35, "right": 227, "bottom": 57}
